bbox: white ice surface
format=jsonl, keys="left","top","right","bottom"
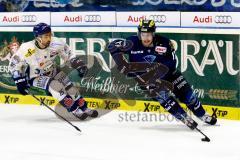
{"left": 0, "top": 104, "right": 239, "bottom": 160}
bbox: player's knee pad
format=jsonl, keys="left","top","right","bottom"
{"left": 65, "top": 84, "right": 81, "bottom": 101}
{"left": 185, "top": 93, "right": 200, "bottom": 109}
{"left": 48, "top": 80, "right": 67, "bottom": 101}
{"left": 178, "top": 90, "right": 196, "bottom": 105}
{"left": 160, "top": 96, "right": 180, "bottom": 112}
{"left": 160, "top": 96, "right": 187, "bottom": 120}
{"left": 48, "top": 79, "right": 79, "bottom": 100}
{"left": 187, "top": 93, "right": 197, "bottom": 104}
{"left": 155, "top": 90, "right": 170, "bottom": 104}
{"left": 54, "top": 71, "right": 72, "bottom": 87}
{"left": 155, "top": 91, "right": 186, "bottom": 118}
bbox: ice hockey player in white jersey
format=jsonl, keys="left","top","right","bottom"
{"left": 9, "top": 23, "right": 98, "bottom": 120}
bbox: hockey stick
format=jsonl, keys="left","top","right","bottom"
{"left": 29, "top": 92, "right": 81, "bottom": 132}
{"left": 134, "top": 74, "right": 211, "bottom": 142}
{"left": 196, "top": 127, "right": 211, "bottom": 142}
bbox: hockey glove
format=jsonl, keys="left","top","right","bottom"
{"left": 70, "top": 58, "right": 88, "bottom": 77}
{"left": 13, "top": 76, "right": 30, "bottom": 95}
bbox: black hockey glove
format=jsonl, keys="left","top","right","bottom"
{"left": 70, "top": 57, "right": 88, "bottom": 77}
{"left": 13, "top": 76, "right": 30, "bottom": 95}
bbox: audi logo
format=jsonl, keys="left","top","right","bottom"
{"left": 21, "top": 15, "right": 37, "bottom": 22}
{"left": 148, "top": 15, "right": 167, "bottom": 23}
{"left": 84, "top": 15, "right": 101, "bottom": 22}
{"left": 215, "top": 15, "right": 232, "bottom": 24}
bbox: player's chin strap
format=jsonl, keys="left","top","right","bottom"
{"left": 35, "top": 37, "right": 48, "bottom": 49}
{"left": 25, "top": 90, "right": 81, "bottom": 132}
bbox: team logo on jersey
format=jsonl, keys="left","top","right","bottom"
{"left": 143, "top": 55, "right": 156, "bottom": 63}
{"left": 131, "top": 50, "right": 144, "bottom": 54}
{"left": 155, "top": 46, "right": 167, "bottom": 55}
{"left": 25, "top": 48, "right": 35, "bottom": 57}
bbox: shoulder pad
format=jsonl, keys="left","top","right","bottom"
{"left": 108, "top": 39, "right": 133, "bottom": 54}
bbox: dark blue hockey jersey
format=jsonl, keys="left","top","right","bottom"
{"left": 125, "top": 35, "right": 177, "bottom": 76}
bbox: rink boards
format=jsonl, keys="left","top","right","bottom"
{"left": 0, "top": 93, "right": 239, "bottom": 120}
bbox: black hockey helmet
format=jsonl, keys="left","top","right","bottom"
{"left": 138, "top": 19, "right": 156, "bottom": 33}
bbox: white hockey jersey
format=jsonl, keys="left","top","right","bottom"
{"left": 9, "top": 37, "right": 74, "bottom": 79}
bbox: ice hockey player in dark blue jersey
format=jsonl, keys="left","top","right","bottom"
{"left": 108, "top": 20, "right": 217, "bottom": 130}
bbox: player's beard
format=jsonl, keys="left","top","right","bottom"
{"left": 142, "top": 40, "right": 152, "bottom": 47}
{"left": 36, "top": 37, "right": 51, "bottom": 49}
{"left": 44, "top": 41, "right": 50, "bottom": 48}
{"left": 41, "top": 41, "right": 50, "bottom": 49}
